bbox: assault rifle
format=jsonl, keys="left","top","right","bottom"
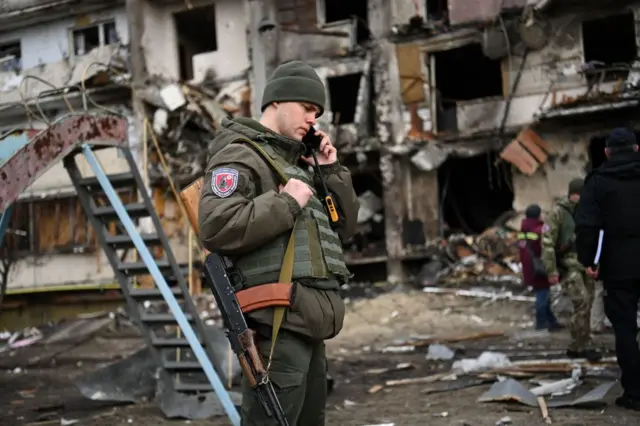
{"left": 203, "top": 253, "right": 289, "bottom": 426}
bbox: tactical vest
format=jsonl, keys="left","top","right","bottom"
{"left": 556, "top": 203, "right": 576, "bottom": 252}
{"left": 231, "top": 140, "right": 351, "bottom": 291}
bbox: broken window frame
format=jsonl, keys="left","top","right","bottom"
{"left": 6, "top": 190, "right": 133, "bottom": 256}
{"left": 580, "top": 11, "right": 638, "bottom": 84}
{"left": 173, "top": 4, "right": 219, "bottom": 81}
{"left": 69, "top": 19, "right": 117, "bottom": 57}
{"left": 426, "top": 42, "right": 506, "bottom": 134}
{"left": 315, "top": 0, "right": 362, "bottom": 46}
{"left": 315, "top": 59, "right": 370, "bottom": 135}
{"left": 6, "top": 196, "right": 97, "bottom": 256}
{"left": 425, "top": 0, "right": 449, "bottom": 22}
{"left": 0, "top": 40, "right": 22, "bottom": 73}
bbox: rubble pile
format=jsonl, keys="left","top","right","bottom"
{"left": 139, "top": 78, "right": 249, "bottom": 186}
{"left": 417, "top": 226, "right": 522, "bottom": 287}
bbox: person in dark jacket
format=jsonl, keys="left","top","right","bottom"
{"left": 518, "top": 204, "right": 561, "bottom": 331}
{"left": 575, "top": 126, "right": 640, "bottom": 412}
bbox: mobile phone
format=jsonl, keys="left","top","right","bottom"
{"left": 302, "top": 126, "right": 322, "bottom": 156}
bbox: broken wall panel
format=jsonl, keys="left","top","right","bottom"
{"left": 511, "top": 130, "right": 590, "bottom": 212}
{"left": 500, "top": 127, "right": 553, "bottom": 176}
{"left": 275, "top": 0, "right": 318, "bottom": 29}
{"left": 448, "top": 0, "right": 527, "bottom": 26}
{"left": 278, "top": 20, "right": 357, "bottom": 63}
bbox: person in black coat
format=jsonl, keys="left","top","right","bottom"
{"left": 575, "top": 126, "right": 640, "bottom": 411}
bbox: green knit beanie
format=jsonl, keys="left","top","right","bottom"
{"left": 568, "top": 178, "right": 584, "bottom": 195}
{"left": 261, "top": 61, "right": 326, "bottom": 117}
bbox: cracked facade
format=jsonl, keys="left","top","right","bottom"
{"left": 251, "top": 0, "right": 640, "bottom": 283}
{"left": 1, "top": 0, "right": 640, "bottom": 315}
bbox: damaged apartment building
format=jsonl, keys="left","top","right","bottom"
{"left": 0, "top": 0, "right": 251, "bottom": 327}
{"left": 376, "top": 0, "right": 640, "bottom": 283}
{"left": 3, "top": 0, "right": 640, "bottom": 322}
{"left": 251, "top": 0, "right": 640, "bottom": 284}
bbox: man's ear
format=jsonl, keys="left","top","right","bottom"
{"left": 634, "top": 144, "right": 639, "bottom": 152}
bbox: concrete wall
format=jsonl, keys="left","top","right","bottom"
{"left": 0, "top": 8, "right": 129, "bottom": 69}
{"left": 8, "top": 251, "right": 119, "bottom": 291}
{"left": 0, "top": 0, "right": 248, "bottom": 83}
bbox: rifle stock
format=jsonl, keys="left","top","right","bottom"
{"left": 203, "top": 250, "right": 289, "bottom": 425}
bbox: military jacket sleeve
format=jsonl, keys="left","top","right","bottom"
{"left": 540, "top": 207, "right": 561, "bottom": 276}
{"left": 198, "top": 144, "right": 301, "bottom": 255}
{"left": 314, "top": 161, "right": 360, "bottom": 241}
{"left": 575, "top": 175, "right": 602, "bottom": 268}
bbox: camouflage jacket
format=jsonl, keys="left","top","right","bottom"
{"left": 541, "top": 197, "right": 583, "bottom": 277}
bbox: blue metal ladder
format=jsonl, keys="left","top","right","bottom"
{"left": 0, "top": 204, "right": 13, "bottom": 247}
{"left": 63, "top": 143, "right": 241, "bottom": 425}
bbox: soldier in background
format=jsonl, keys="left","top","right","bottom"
{"left": 540, "top": 178, "right": 602, "bottom": 362}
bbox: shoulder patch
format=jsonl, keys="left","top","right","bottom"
{"left": 211, "top": 167, "right": 239, "bottom": 198}
{"left": 542, "top": 224, "right": 550, "bottom": 233}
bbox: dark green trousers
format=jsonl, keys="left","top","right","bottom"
{"left": 241, "top": 328, "right": 327, "bottom": 426}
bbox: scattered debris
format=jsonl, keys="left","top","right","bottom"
{"left": 478, "top": 378, "right": 616, "bottom": 409}
{"left": 416, "top": 227, "right": 523, "bottom": 287}
{"left": 452, "top": 351, "right": 512, "bottom": 374}
{"left": 426, "top": 344, "right": 455, "bottom": 361}
{"left": 422, "top": 287, "right": 535, "bottom": 303}
{"left": 139, "top": 78, "right": 248, "bottom": 186}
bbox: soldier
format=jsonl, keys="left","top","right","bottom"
{"left": 198, "top": 61, "right": 359, "bottom": 425}
{"left": 541, "top": 178, "right": 602, "bottom": 362}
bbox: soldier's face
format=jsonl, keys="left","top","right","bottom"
{"left": 275, "top": 102, "right": 319, "bottom": 141}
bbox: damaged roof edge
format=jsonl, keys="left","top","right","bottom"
{"left": 537, "top": 99, "right": 640, "bottom": 120}
{"left": 0, "top": 0, "right": 123, "bottom": 31}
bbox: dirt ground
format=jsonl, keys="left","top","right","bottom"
{"left": 2, "top": 289, "right": 640, "bottom": 426}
